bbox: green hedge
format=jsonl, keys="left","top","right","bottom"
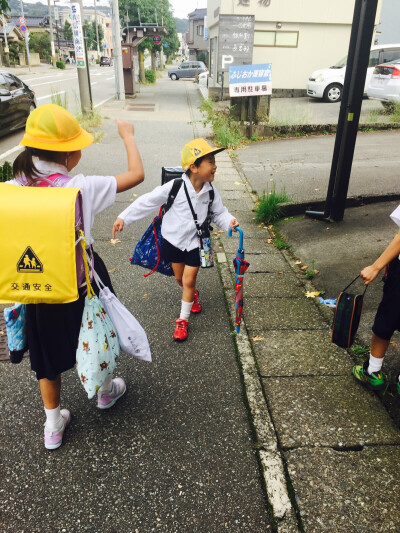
{"left": 0, "top": 161, "right": 13, "bottom": 182}
{"left": 145, "top": 69, "right": 156, "bottom": 84}
{"left": 56, "top": 60, "right": 66, "bottom": 69}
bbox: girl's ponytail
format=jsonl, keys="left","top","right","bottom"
{"left": 12, "top": 148, "right": 38, "bottom": 183}
{"left": 13, "top": 147, "right": 65, "bottom": 183}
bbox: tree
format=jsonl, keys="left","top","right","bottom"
{"left": 63, "top": 20, "right": 72, "bottom": 41}
{"left": 84, "top": 19, "right": 104, "bottom": 51}
{"left": 29, "top": 31, "right": 51, "bottom": 60}
{"left": 1, "top": 0, "right": 10, "bottom": 12}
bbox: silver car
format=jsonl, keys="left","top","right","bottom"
{"left": 168, "top": 61, "right": 207, "bottom": 81}
{"left": 367, "top": 59, "right": 400, "bottom": 108}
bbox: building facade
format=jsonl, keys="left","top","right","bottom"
{"left": 185, "top": 8, "right": 208, "bottom": 61}
{"left": 207, "top": 0, "right": 382, "bottom": 97}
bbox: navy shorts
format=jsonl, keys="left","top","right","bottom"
{"left": 161, "top": 238, "right": 200, "bottom": 267}
{"left": 372, "top": 258, "right": 400, "bottom": 340}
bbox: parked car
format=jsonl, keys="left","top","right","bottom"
{"left": 100, "top": 56, "right": 113, "bottom": 67}
{"left": 0, "top": 70, "right": 36, "bottom": 138}
{"left": 168, "top": 61, "right": 207, "bottom": 80}
{"left": 307, "top": 43, "right": 400, "bottom": 103}
{"left": 367, "top": 59, "right": 400, "bottom": 109}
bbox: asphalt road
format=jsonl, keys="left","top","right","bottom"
{"left": 0, "top": 77, "right": 271, "bottom": 531}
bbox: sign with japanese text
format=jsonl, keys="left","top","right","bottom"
{"left": 229, "top": 63, "right": 272, "bottom": 97}
{"left": 70, "top": 3, "right": 86, "bottom": 68}
{"left": 218, "top": 15, "right": 254, "bottom": 72}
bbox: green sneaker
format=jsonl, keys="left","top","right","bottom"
{"left": 352, "top": 361, "right": 385, "bottom": 391}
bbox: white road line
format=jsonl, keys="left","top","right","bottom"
{"left": 91, "top": 82, "right": 98, "bottom": 86}
{"left": 37, "top": 90, "right": 65, "bottom": 101}
{"left": 106, "top": 77, "right": 114, "bottom": 80}
{"left": 30, "top": 77, "right": 77, "bottom": 87}
{"left": 94, "top": 96, "right": 114, "bottom": 108}
{"left": 0, "top": 145, "right": 23, "bottom": 161}
{"left": 22, "top": 74, "right": 63, "bottom": 83}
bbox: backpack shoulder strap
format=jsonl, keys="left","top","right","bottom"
{"left": 208, "top": 184, "right": 214, "bottom": 205}
{"left": 162, "top": 178, "right": 183, "bottom": 216}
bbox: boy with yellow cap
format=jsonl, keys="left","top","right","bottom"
{"left": 8, "top": 104, "right": 144, "bottom": 450}
{"left": 113, "top": 138, "right": 239, "bottom": 341}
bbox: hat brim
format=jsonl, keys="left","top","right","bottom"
{"left": 20, "top": 127, "right": 94, "bottom": 152}
{"left": 184, "top": 146, "right": 226, "bottom": 170}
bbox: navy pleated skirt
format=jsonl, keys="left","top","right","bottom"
{"left": 27, "top": 251, "right": 115, "bottom": 380}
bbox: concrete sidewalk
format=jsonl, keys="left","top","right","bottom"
{"left": 196, "top": 86, "right": 400, "bottom": 530}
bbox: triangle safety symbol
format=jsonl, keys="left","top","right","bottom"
{"left": 17, "top": 246, "right": 43, "bottom": 273}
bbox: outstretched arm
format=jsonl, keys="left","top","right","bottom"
{"left": 114, "top": 120, "right": 145, "bottom": 193}
{"left": 361, "top": 234, "right": 400, "bottom": 284}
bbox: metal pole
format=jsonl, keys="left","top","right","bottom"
{"left": 47, "top": 0, "right": 56, "bottom": 66}
{"left": 94, "top": 0, "right": 100, "bottom": 56}
{"left": 2, "top": 13, "right": 10, "bottom": 67}
{"left": 305, "top": 0, "right": 378, "bottom": 221}
{"left": 19, "top": 0, "right": 30, "bottom": 70}
{"left": 53, "top": 2, "right": 60, "bottom": 56}
{"left": 111, "top": 0, "right": 125, "bottom": 100}
{"left": 330, "top": 0, "right": 379, "bottom": 221}
{"left": 72, "top": 0, "right": 93, "bottom": 114}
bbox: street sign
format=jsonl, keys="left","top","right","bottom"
{"left": 218, "top": 15, "right": 254, "bottom": 72}
{"left": 20, "top": 24, "right": 27, "bottom": 32}
{"left": 153, "top": 35, "right": 161, "bottom": 45}
{"left": 19, "top": 16, "right": 26, "bottom": 25}
{"left": 70, "top": 3, "right": 86, "bottom": 68}
{"left": 229, "top": 63, "right": 272, "bottom": 97}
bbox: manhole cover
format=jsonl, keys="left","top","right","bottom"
{"left": 126, "top": 103, "right": 156, "bottom": 112}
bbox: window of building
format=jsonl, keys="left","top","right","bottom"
{"left": 254, "top": 31, "right": 298, "bottom": 47}
{"left": 197, "top": 25, "right": 204, "bottom": 36}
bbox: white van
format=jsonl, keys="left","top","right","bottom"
{"left": 307, "top": 43, "right": 400, "bottom": 103}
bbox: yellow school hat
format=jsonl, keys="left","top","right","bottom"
{"left": 20, "top": 104, "right": 93, "bottom": 152}
{"left": 181, "top": 138, "right": 225, "bottom": 171}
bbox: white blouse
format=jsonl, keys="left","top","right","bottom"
{"left": 118, "top": 174, "right": 234, "bottom": 252}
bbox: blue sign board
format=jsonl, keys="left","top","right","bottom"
{"left": 229, "top": 63, "right": 272, "bottom": 97}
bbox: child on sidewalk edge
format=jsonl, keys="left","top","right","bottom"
{"left": 8, "top": 104, "right": 144, "bottom": 450}
{"left": 112, "top": 138, "right": 239, "bottom": 342}
{"left": 352, "top": 205, "right": 400, "bottom": 393}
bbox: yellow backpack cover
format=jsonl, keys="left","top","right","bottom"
{"left": 0, "top": 183, "right": 82, "bottom": 304}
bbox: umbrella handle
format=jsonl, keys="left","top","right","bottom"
{"left": 228, "top": 226, "right": 244, "bottom": 250}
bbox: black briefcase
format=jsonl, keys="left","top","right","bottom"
{"left": 331, "top": 276, "right": 367, "bottom": 349}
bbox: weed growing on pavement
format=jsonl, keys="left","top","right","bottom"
{"left": 255, "top": 181, "right": 291, "bottom": 225}
{"left": 0, "top": 161, "right": 13, "bottom": 182}
{"left": 305, "top": 259, "right": 318, "bottom": 279}
{"left": 199, "top": 98, "right": 245, "bottom": 149}
{"left": 51, "top": 89, "right": 68, "bottom": 110}
{"left": 391, "top": 103, "right": 400, "bottom": 122}
{"left": 352, "top": 342, "right": 370, "bottom": 361}
{"left": 75, "top": 109, "right": 103, "bottom": 142}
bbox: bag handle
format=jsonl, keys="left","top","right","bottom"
{"left": 343, "top": 275, "right": 367, "bottom": 296}
{"left": 79, "top": 230, "right": 95, "bottom": 299}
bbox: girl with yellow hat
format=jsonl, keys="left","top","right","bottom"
{"left": 8, "top": 104, "right": 144, "bottom": 450}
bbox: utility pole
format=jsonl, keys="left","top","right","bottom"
{"left": 94, "top": 0, "right": 100, "bottom": 57}
{"left": 71, "top": 0, "right": 93, "bottom": 113}
{"left": 1, "top": 13, "right": 10, "bottom": 67}
{"left": 53, "top": 1, "right": 60, "bottom": 56}
{"left": 19, "top": 0, "right": 30, "bottom": 70}
{"left": 111, "top": 0, "right": 124, "bottom": 100}
{"left": 46, "top": 0, "right": 56, "bottom": 66}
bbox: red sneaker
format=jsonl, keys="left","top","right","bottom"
{"left": 173, "top": 318, "right": 189, "bottom": 341}
{"left": 191, "top": 289, "right": 202, "bottom": 314}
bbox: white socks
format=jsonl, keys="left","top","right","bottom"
{"left": 44, "top": 406, "right": 63, "bottom": 430}
{"left": 99, "top": 376, "right": 113, "bottom": 394}
{"left": 368, "top": 354, "right": 383, "bottom": 375}
{"left": 180, "top": 300, "right": 193, "bottom": 321}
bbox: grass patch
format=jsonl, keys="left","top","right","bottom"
{"left": 75, "top": 109, "right": 104, "bottom": 142}
{"left": 352, "top": 342, "right": 370, "bottom": 360}
{"left": 254, "top": 181, "right": 291, "bottom": 225}
{"left": 199, "top": 98, "right": 245, "bottom": 149}
{"left": 51, "top": 89, "right": 68, "bottom": 109}
{"left": 305, "top": 259, "right": 318, "bottom": 279}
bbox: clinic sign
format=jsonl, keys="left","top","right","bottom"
{"left": 229, "top": 64, "right": 272, "bottom": 97}
{"left": 70, "top": 3, "right": 86, "bottom": 68}
{"left": 218, "top": 15, "right": 254, "bottom": 72}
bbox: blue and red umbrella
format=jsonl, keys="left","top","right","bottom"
{"left": 228, "top": 227, "right": 249, "bottom": 333}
